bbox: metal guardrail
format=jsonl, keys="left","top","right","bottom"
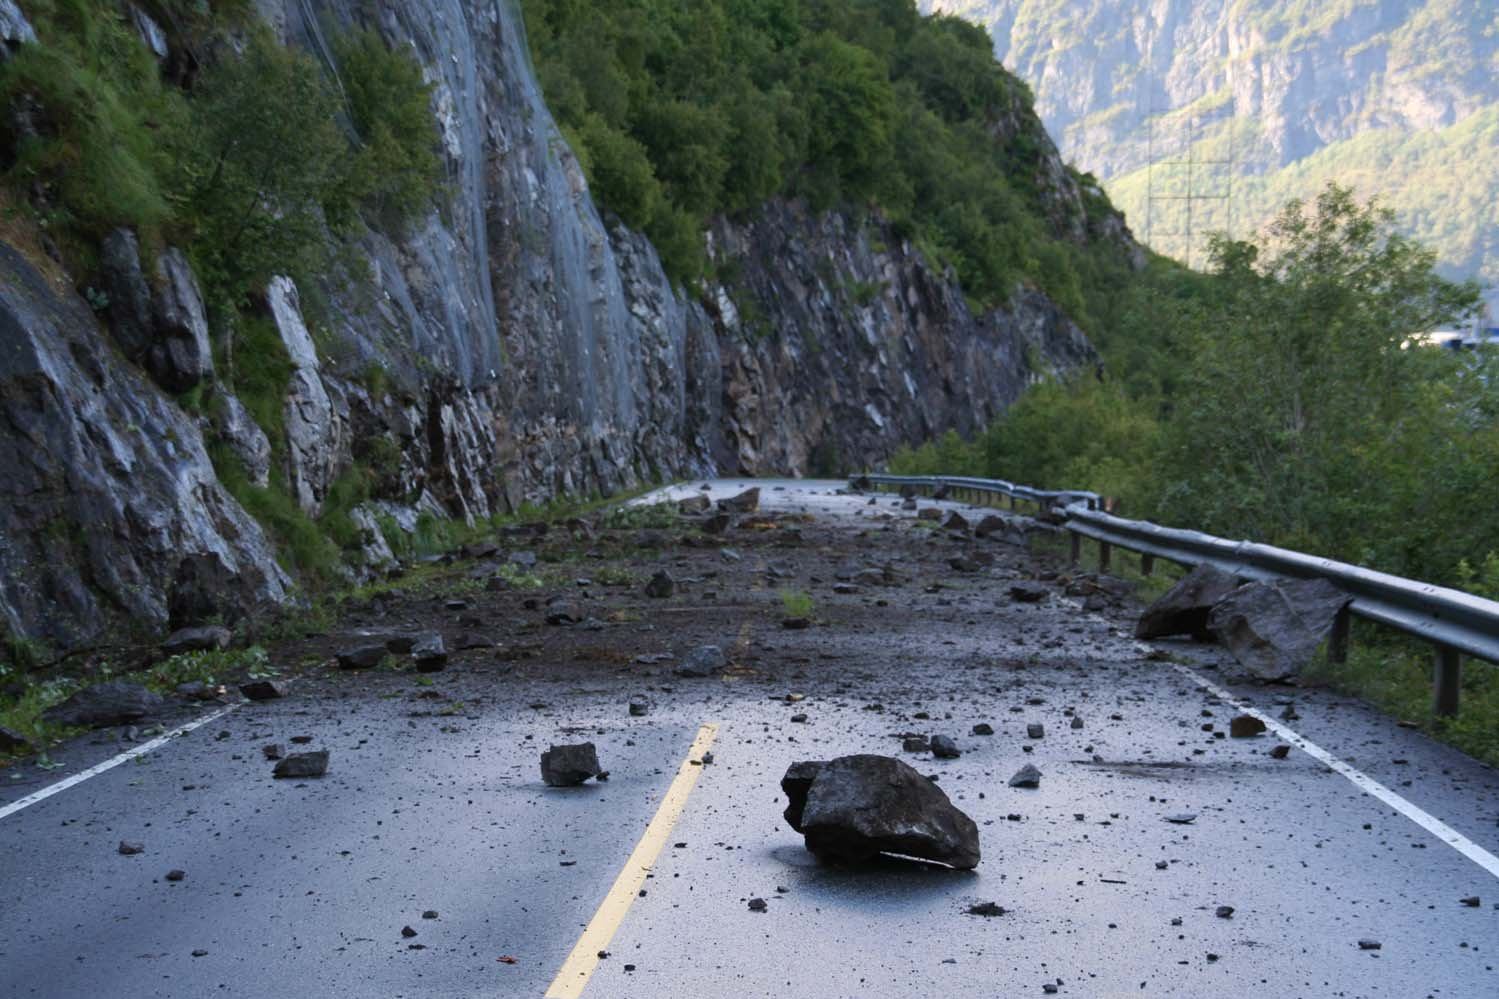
{"left": 853, "top": 472, "right": 1499, "bottom": 717}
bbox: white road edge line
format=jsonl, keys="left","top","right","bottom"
{"left": 0, "top": 704, "right": 239, "bottom": 822}
{"left": 1172, "top": 663, "right": 1499, "bottom": 881}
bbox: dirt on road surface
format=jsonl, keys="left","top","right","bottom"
{"left": 1, "top": 479, "right": 1495, "bottom": 998}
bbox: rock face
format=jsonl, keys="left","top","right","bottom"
{"left": 1136, "top": 564, "right": 1241, "bottom": 641}
{"left": 0, "top": 245, "right": 290, "bottom": 649}
{"left": 707, "top": 204, "right": 1102, "bottom": 475}
{"left": 780, "top": 755, "right": 981, "bottom": 869}
{"left": 0, "top": 0, "right": 1123, "bottom": 650}
{"left": 1208, "top": 579, "right": 1352, "bottom": 681}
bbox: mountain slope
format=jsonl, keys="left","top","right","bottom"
{"left": 926, "top": 0, "right": 1499, "bottom": 306}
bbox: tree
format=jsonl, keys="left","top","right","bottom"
{"left": 1158, "top": 183, "right": 1484, "bottom": 565}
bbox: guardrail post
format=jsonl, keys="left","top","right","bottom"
{"left": 1140, "top": 553, "right": 1155, "bottom": 577}
{"left": 1069, "top": 530, "right": 1081, "bottom": 566}
{"left": 1098, "top": 539, "right": 1112, "bottom": 573}
{"left": 1328, "top": 606, "right": 1350, "bottom": 664}
{"left": 1433, "top": 646, "right": 1462, "bottom": 718}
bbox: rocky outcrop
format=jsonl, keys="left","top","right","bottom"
{"left": 705, "top": 202, "right": 1098, "bottom": 475}
{"left": 0, "top": 0, "right": 1122, "bottom": 649}
{"left": 0, "top": 241, "right": 290, "bottom": 648}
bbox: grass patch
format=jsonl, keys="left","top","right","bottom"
{"left": 779, "top": 588, "right": 815, "bottom": 619}
{"left": 1304, "top": 638, "right": 1499, "bottom": 768}
{"left": 0, "top": 675, "right": 80, "bottom": 757}
{"left": 145, "top": 645, "right": 273, "bottom": 693}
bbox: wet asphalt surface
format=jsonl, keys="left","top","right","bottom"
{"left": 1, "top": 479, "right": 1495, "bottom": 998}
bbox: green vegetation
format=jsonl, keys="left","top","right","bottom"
{"left": 146, "top": 645, "right": 273, "bottom": 692}
{"left": 1305, "top": 638, "right": 1499, "bottom": 769}
{"left": 522, "top": 0, "right": 1133, "bottom": 328}
{"left": 0, "top": 2, "right": 446, "bottom": 594}
{"left": 0, "top": 3, "right": 441, "bottom": 308}
{"left": 779, "top": 588, "right": 815, "bottom": 618}
{"left": 893, "top": 184, "right": 1498, "bottom": 590}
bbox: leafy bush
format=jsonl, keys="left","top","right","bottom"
{"left": 894, "top": 184, "right": 1499, "bottom": 592}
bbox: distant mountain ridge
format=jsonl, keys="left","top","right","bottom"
{"left": 925, "top": 0, "right": 1499, "bottom": 311}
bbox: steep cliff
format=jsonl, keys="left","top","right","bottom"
{"left": 0, "top": 0, "right": 1124, "bottom": 650}
{"left": 925, "top": 0, "right": 1499, "bottom": 304}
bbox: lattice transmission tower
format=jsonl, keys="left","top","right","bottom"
{"left": 1142, "top": 75, "right": 1237, "bottom": 268}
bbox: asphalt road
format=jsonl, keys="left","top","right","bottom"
{"left": 1, "top": 479, "right": 1495, "bottom": 998}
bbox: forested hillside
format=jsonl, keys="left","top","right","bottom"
{"left": 521, "top": 0, "right": 1138, "bottom": 331}
{"left": 925, "top": 0, "right": 1499, "bottom": 312}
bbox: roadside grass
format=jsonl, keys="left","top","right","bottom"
{"left": 1304, "top": 635, "right": 1499, "bottom": 769}
{"left": 0, "top": 676, "right": 81, "bottom": 760}
{"left": 145, "top": 646, "right": 275, "bottom": 693}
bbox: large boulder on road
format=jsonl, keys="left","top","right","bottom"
{"left": 780, "top": 755, "right": 981, "bottom": 869}
{"left": 1135, "top": 564, "right": 1240, "bottom": 640}
{"left": 1208, "top": 579, "right": 1352, "bottom": 681}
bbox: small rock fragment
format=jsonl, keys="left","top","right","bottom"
{"left": 165, "top": 870, "right": 185, "bottom": 882}
{"left": 1358, "top": 939, "right": 1382, "bottom": 950}
{"left": 966, "top": 902, "right": 1006, "bottom": 917}
{"left": 1009, "top": 582, "right": 1049, "bottom": 604}
{"left": 1165, "top": 813, "right": 1197, "bottom": 825}
{"left": 1460, "top": 896, "right": 1480, "bottom": 907}
{"left": 1008, "top": 764, "right": 1042, "bottom": 788}
{"left": 336, "top": 645, "right": 386, "bottom": 670}
{"left": 1215, "top": 905, "right": 1234, "bottom": 919}
{"left": 971, "top": 723, "right": 993, "bottom": 736}
{"left": 1026, "top": 723, "right": 1045, "bottom": 740}
{"left": 931, "top": 735, "right": 960, "bottom": 759}
{"left": 541, "top": 743, "right": 603, "bottom": 787}
{"left": 261, "top": 743, "right": 284, "bottom": 760}
{"left": 412, "top": 633, "right": 448, "bottom": 672}
{"left": 902, "top": 736, "right": 930, "bottom": 753}
{"left": 401, "top": 926, "right": 417, "bottom": 938}
{"left": 676, "top": 645, "right": 726, "bottom": 678}
{"left": 423, "top": 910, "right": 439, "bottom": 919}
{"left": 628, "top": 697, "right": 651, "bottom": 717}
{"left": 118, "top": 841, "right": 144, "bottom": 855}
{"left": 747, "top": 898, "right": 767, "bottom": 912}
{"left": 273, "top": 750, "right": 329, "bottom": 779}
{"left": 1269, "top": 744, "right": 1291, "bottom": 760}
{"left": 1229, "top": 714, "right": 1267, "bottom": 738}
{"left": 644, "top": 571, "right": 674, "bottom": 599}
{"left": 239, "top": 679, "right": 288, "bottom": 701}
{"left": 161, "top": 625, "right": 231, "bottom": 656}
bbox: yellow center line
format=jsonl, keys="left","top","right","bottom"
{"left": 543, "top": 722, "right": 720, "bottom": 998}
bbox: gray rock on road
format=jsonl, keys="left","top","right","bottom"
{"left": 541, "top": 743, "right": 604, "bottom": 786}
{"left": 1135, "top": 564, "right": 1241, "bottom": 640}
{"left": 780, "top": 755, "right": 981, "bottom": 870}
{"left": 1133, "top": 561, "right": 1241, "bottom": 639}
{"left": 1208, "top": 579, "right": 1352, "bottom": 681}
{"left": 273, "top": 750, "right": 329, "bottom": 779}
{"left": 239, "top": 679, "right": 288, "bottom": 701}
{"left": 676, "top": 645, "right": 726, "bottom": 678}
{"left": 1008, "top": 764, "right": 1042, "bottom": 788}
{"left": 42, "top": 681, "right": 164, "bottom": 729}
{"left": 718, "top": 488, "right": 760, "bottom": 514}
